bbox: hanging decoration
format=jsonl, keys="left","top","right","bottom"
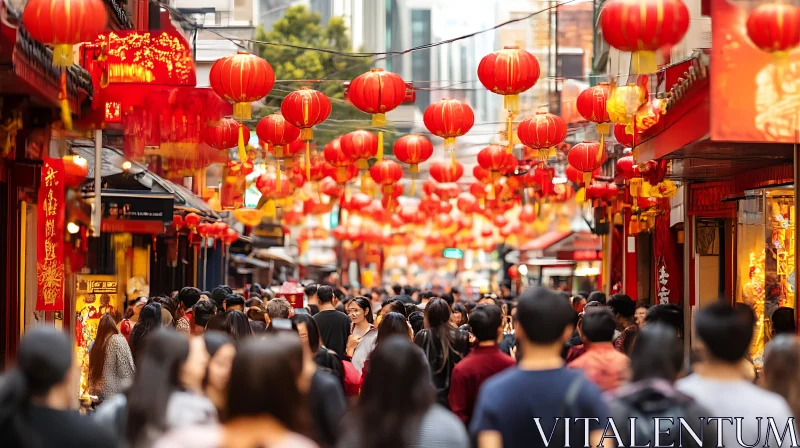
{"left": 209, "top": 51, "right": 275, "bottom": 120}
{"left": 423, "top": 98, "right": 474, "bottom": 169}
{"left": 517, "top": 112, "right": 567, "bottom": 159}
{"left": 36, "top": 158, "right": 66, "bottom": 311}
{"left": 22, "top": 0, "right": 107, "bottom": 129}
{"left": 616, "top": 155, "right": 638, "bottom": 180}
{"left": 347, "top": 68, "right": 407, "bottom": 159}
{"left": 567, "top": 141, "right": 608, "bottom": 186}
{"left": 577, "top": 83, "right": 612, "bottom": 150}
{"left": 256, "top": 114, "right": 301, "bottom": 188}
{"left": 606, "top": 83, "right": 646, "bottom": 135}
{"left": 477, "top": 144, "right": 517, "bottom": 199}
{"left": 202, "top": 118, "right": 248, "bottom": 152}
{"left": 370, "top": 159, "right": 403, "bottom": 209}
{"left": 322, "top": 137, "right": 352, "bottom": 181}
{"left": 477, "top": 46, "right": 540, "bottom": 152}
{"left": 393, "top": 134, "right": 433, "bottom": 195}
{"left": 600, "top": 0, "right": 690, "bottom": 74}
{"left": 746, "top": 3, "right": 800, "bottom": 59}
{"left": 429, "top": 159, "right": 464, "bottom": 183}
{"left": 281, "top": 87, "right": 333, "bottom": 179}
{"left": 614, "top": 123, "right": 635, "bottom": 148}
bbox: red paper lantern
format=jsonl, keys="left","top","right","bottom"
{"left": 493, "top": 215, "right": 509, "bottom": 228}
{"left": 434, "top": 182, "right": 461, "bottom": 201}
{"left": 173, "top": 215, "right": 184, "bottom": 230}
{"left": 568, "top": 142, "right": 608, "bottom": 186}
{"left": 222, "top": 228, "right": 239, "bottom": 245}
{"left": 429, "top": 159, "right": 464, "bottom": 183}
{"left": 473, "top": 166, "right": 492, "bottom": 184}
{"left": 209, "top": 52, "right": 275, "bottom": 120}
{"left": 202, "top": 118, "right": 248, "bottom": 150}
{"left": 62, "top": 155, "right": 89, "bottom": 188}
{"left": 616, "top": 155, "right": 637, "bottom": 180}
{"left": 393, "top": 134, "right": 434, "bottom": 180}
{"left": 600, "top": 0, "right": 690, "bottom": 74}
{"left": 477, "top": 46, "right": 540, "bottom": 112}
{"left": 477, "top": 144, "right": 517, "bottom": 178}
{"left": 614, "top": 123, "right": 636, "bottom": 148}
{"left": 370, "top": 159, "right": 403, "bottom": 190}
{"left": 457, "top": 192, "right": 478, "bottom": 214}
{"left": 256, "top": 113, "right": 301, "bottom": 160}
{"left": 184, "top": 213, "right": 201, "bottom": 229}
{"left": 519, "top": 204, "right": 536, "bottom": 223}
{"left": 524, "top": 166, "right": 555, "bottom": 196}
{"left": 348, "top": 68, "right": 407, "bottom": 125}
{"left": 22, "top": 0, "right": 107, "bottom": 67}
{"left": 323, "top": 163, "right": 358, "bottom": 184}
{"left": 577, "top": 83, "right": 612, "bottom": 145}
{"left": 747, "top": 3, "right": 800, "bottom": 55}
{"left": 423, "top": 98, "right": 474, "bottom": 162}
{"left": 320, "top": 177, "right": 344, "bottom": 197}
{"left": 256, "top": 171, "right": 293, "bottom": 199}
{"left": 470, "top": 183, "right": 489, "bottom": 200}
{"left": 280, "top": 87, "right": 332, "bottom": 141}
{"left": 212, "top": 222, "right": 229, "bottom": 239}
{"left": 518, "top": 112, "right": 567, "bottom": 149}
{"left": 565, "top": 163, "right": 601, "bottom": 185}
{"left": 340, "top": 130, "right": 378, "bottom": 170}
{"left": 322, "top": 137, "right": 352, "bottom": 177}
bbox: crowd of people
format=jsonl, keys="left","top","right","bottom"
{"left": 1, "top": 282, "right": 800, "bottom": 447}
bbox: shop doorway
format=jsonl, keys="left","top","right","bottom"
{"left": 696, "top": 218, "right": 730, "bottom": 305}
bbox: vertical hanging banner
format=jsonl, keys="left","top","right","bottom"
{"left": 37, "top": 157, "right": 66, "bottom": 311}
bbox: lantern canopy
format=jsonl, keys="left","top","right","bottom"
{"left": 600, "top": 0, "right": 690, "bottom": 74}
{"left": 209, "top": 52, "right": 275, "bottom": 120}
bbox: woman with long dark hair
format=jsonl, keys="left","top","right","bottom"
{"left": 155, "top": 333, "right": 318, "bottom": 448}
{"left": 291, "top": 314, "right": 344, "bottom": 385}
{"left": 360, "top": 312, "right": 414, "bottom": 382}
{"left": 414, "top": 298, "right": 469, "bottom": 408}
{"left": 120, "top": 296, "right": 147, "bottom": 341}
{"left": 347, "top": 296, "right": 377, "bottom": 374}
{"left": 202, "top": 331, "right": 236, "bottom": 417}
{"left": 339, "top": 336, "right": 468, "bottom": 448}
{"left": 0, "top": 328, "right": 117, "bottom": 447}
{"left": 129, "top": 302, "right": 164, "bottom": 365}
{"left": 94, "top": 330, "right": 217, "bottom": 446}
{"left": 609, "top": 324, "right": 714, "bottom": 447}
{"left": 88, "top": 313, "right": 135, "bottom": 400}
{"left": 764, "top": 334, "right": 800, "bottom": 419}
{"left": 223, "top": 310, "right": 252, "bottom": 342}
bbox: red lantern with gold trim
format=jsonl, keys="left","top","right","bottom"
{"left": 747, "top": 3, "right": 800, "bottom": 56}
{"left": 203, "top": 118, "right": 248, "bottom": 150}
{"left": 281, "top": 87, "right": 333, "bottom": 178}
{"left": 518, "top": 112, "right": 567, "bottom": 150}
{"left": 616, "top": 155, "right": 637, "bottom": 180}
{"left": 22, "top": 0, "right": 107, "bottom": 67}
{"left": 565, "top": 163, "right": 601, "bottom": 185}
{"left": 577, "top": 83, "right": 612, "bottom": 148}
{"left": 323, "top": 137, "right": 352, "bottom": 178}
{"left": 614, "top": 123, "right": 635, "bottom": 148}
{"left": 477, "top": 46, "right": 540, "bottom": 113}
{"left": 568, "top": 142, "right": 607, "bottom": 186}
{"left": 600, "top": 0, "right": 690, "bottom": 74}
{"left": 519, "top": 204, "right": 536, "bottom": 224}
{"left": 323, "top": 163, "right": 358, "bottom": 185}
{"left": 423, "top": 99, "right": 474, "bottom": 166}
{"left": 429, "top": 159, "right": 464, "bottom": 183}
{"left": 256, "top": 113, "right": 301, "bottom": 162}
{"left": 370, "top": 159, "right": 403, "bottom": 192}
{"left": 477, "top": 144, "right": 517, "bottom": 179}
{"left": 340, "top": 130, "right": 378, "bottom": 170}
{"left": 209, "top": 51, "right": 275, "bottom": 120}
{"left": 62, "top": 155, "right": 89, "bottom": 188}
{"left": 394, "top": 134, "right": 433, "bottom": 194}
{"left": 348, "top": 68, "right": 407, "bottom": 126}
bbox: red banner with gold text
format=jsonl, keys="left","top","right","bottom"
{"left": 37, "top": 158, "right": 66, "bottom": 311}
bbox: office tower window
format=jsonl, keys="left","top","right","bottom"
{"left": 411, "top": 9, "right": 431, "bottom": 108}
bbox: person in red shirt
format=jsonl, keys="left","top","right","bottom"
{"left": 449, "top": 304, "right": 515, "bottom": 425}
{"left": 568, "top": 306, "right": 631, "bottom": 392}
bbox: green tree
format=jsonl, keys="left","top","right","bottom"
{"left": 253, "top": 5, "right": 397, "bottom": 150}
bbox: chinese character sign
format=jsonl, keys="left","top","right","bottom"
{"left": 37, "top": 158, "right": 65, "bottom": 311}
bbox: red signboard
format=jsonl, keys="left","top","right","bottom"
{"left": 37, "top": 158, "right": 66, "bottom": 311}
{"left": 711, "top": 0, "right": 800, "bottom": 143}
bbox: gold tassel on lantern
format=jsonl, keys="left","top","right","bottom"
{"left": 506, "top": 111, "right": 514, "bottom": 154}
{"left": 377, "top": 130, "right": 384, "bottom": 161}
{"left": 372, "top": 113, "right": 386, "bottom": 127}
{"left": 504, "top": 94, "right": 519, "bottom": 114}
{"left": 450, "top": 149, "right": 457, "bottom": 173}
{"left": 237, "top": 126, "right": 247, "bottom": 163}
{"left": 276, "top": 167, "right": 282, "bottom": 193}
{"left": 234, "top": 102, "right": 251, "bottom": 120}
{"left": 631, "top": 51, "right": 657, "bottom": 75}
{"left": 59, "top": 70, "right": 72, "bottom": 131}
{"left": 305, "top": 141, "right": 311, "bottom": 180}
{"left": 583, "top": 171, "right": 592, "bottom": 187}
{"left": 596, "top": 123, "right": 609, "bottom": 158}
{"left": 53, "top": 44, "right": 73, "bottom": 67}
{"left": 410, "top": 164, "right": 418, "bottom": 196}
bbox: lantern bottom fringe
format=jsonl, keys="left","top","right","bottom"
{"left": 504, "top": 95, "right": 519, "bottom": 114}
{"left": 263, "top": 200, "right": 276, "bottom": 218}
{"left": 305, "top": 141, "right": 311, "bottom": 180}
{"left": 233, "top": 102, "right": 252, "bottom": 120}
{"left": 301, "top": 128, "right": 314, "bottom": 141}
{"left": 410, "top": 164, "right": 419, "bottom": 174}
{"left": 237, "top": 126, "right": 247, "bottom": 163}
{"left": 583, "top": 172, "right": 592, "bottom": 187}
{"left": 53, "top": 44, "right": 73, "bottom": 68}
{"left": 410, "top": 178, "right": 416, "bottom": 196}
{"left": 372, "top": 113, "right": 386, "bottom": 127}
{"left": 377, "top": 130, "right": 384, "bottom": 161}
{"left": 61, "top": 98, "right": 73, "bottom": 131}
{"left": 506, "top": 112, "right": 514, "bottom": 154}
{"left": 444, "top": 137, "right": 456, "bottom": 151}
{"left": 361, "top": 172, "right": 367, "bottom": 192}
{"left": 356, "top": 159, "right": 369, "bottom": 170}
{"left": 450, "top": 149, "right": 457, "bottom": 174}
{"left": 275, "top": 145, "right": 284, "bottom": 159}
{"left": 631, "top": 51, "right": 657, "bottom": 75}
{"left": 276, "top": 166, "right": 282, "bottom": 192}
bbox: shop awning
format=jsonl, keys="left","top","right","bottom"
{"left": 253, "top": 247, "right": 295, "bottom": 265}
{"left": 547, "top": 232, "right": 601, "bottom": 261}
{"left": 520, "top": 231, "right": 572, "bottom": 252}
{"left": 231, "top": 254, "right": 270, "bottom": 269}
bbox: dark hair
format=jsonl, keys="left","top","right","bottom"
{"left": 290, "top": 314, "right": 322, "bottom": 354}
{"left": 0, "top": 328, "right": 73, "bottom": 447}
{"left": 381, "top": 299, "right": 408, "bottom": 318}
{"left": 352, "top": 336, "right": 436, "bottom": 448}
{"left": 451, "top": 303, "right": 468, "bottom": 327}
{"left": 249, "top": 283, "right": 263, "bottom": 295}
{"left": 224, "top": 310, "right": 253, "bottom": 341}
{"left": 608, "top": 294, "right": 636, "bottom": 318}
{"left": 126, "top": 329, "right": 190, "bottom": 445}
{"left": 225, "top": 293, "right": 246, "bottom": 310}
{"left": 479, "top": 295, "right": 500, "bottom": 306}
{"left": 392, "top": 284, "right": 403, "bottom": 295}
{"left": 403, "top": 303, "right": 418, "bottom": 318}
{"left": 469, "top": 305, "right": 502, "bottom": 342}
{"left": 644, "top": 304, "right": 683, "bottom": 336}
{"left": 211, "top": 286, "right": 231, "bottom": 309}
{"left": 156, "top": 295, "right": 180, "bottom": 323}
{"left": 408, "top": 311, "right": 424, "bottom": 336}
{"left": 463, "top": 300, "right": 477, "bottom": 314}
{"left": 226, "top": 333, "right": 308, "bottom": 434}
{"left": 772, "top": 307, "right": 797, "bottom": 336}
{"left": 515, "top": 287, "right": 575, "bottom": 344}
{"left": 304, "top": 284, "right": 319, "bottom": 297}
{"left": 318, "top": 285, "right": 334, "bottom": 304}
{"left": 375, "top": 312, "right": 409, "bottom": 350}
{"left": 193, "top": 300, "right": 217, "bottom": 328}
{"left": 695, "top": 302, "right": 753, "bottom": 363}
{"left": 245, "top": 297, "right": 264, "bottom": 309}
{"left": 404, "top": 285, "right": 416, "bottom": 296}
{"left": 267, "top": 298, "right": 292, "bottom": 319}
{"left": 764, "top": 334, "right": 800, "bottom": 422}
{"left": 349, "top": 296, "right": 374, "bottom": 324}
{"left": 247, "top": 305, "right": 266, "bottom": 322}
{"left": 440, "top": 293, "right": 454, "bottom": 307}
{"left": 178, "top": 287, "right": 202, "bottom": 309}
{"left": 630, "top": 323, "right": 683, "bottom": 382}
{"left": 421, "top": 291, "right": 435, "bottom": 301}
{"left": 130, "top": 302, "right": 163, "bottom": 364}
{"left": 581, "top": 307, "right": 617, "bottom": 343}
{"left": 587, "top": 291, "right": 607, "bottom": 306}
{"left": 423, "top": 298, "right": 459, "bottom": 373}
{"left": 88, "top": 313, "right": 120, "bottom": 387}
{"left": 202, "top": 331, "right": 234, "bottom": 388}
